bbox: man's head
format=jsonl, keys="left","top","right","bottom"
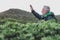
{"left": 41, "top": 6, "right": 50, "bottom": 15}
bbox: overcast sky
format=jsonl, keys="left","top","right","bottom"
{"left": 0, "top": 0, "right": 60, "bottom": 15}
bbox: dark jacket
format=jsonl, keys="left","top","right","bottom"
{"left": 31, "top": 10, "right": 57, "bottom": 22}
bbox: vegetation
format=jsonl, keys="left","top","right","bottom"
{"left": 0, "top": 8, "right": 60, "bottom": 40}
{"left": 0, "top": 19, "right": 60, "bottom": 40}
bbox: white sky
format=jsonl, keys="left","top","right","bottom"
{"left": 0, "top": 0, "right": 60, "bottom": 15}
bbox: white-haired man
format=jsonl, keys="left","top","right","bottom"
{"left": 30, "top": 5, "right": 57, "bottom": 22}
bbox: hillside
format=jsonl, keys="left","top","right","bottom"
{"left": 56, "top": 15, "right": 60, "bottom": 23}
{"left": 0, "top": 9, "right": 39, "bottom": 23}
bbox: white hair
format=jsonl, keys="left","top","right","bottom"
{"left": 43, "top": 6, "right": 50, "bottom": 11}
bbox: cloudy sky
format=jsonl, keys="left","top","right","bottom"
{"left": 0, "top": 0, "right": 60, "bottom": 15}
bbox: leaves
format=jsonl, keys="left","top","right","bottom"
{"left": 0, "top": 19, "right": 60, "bottom": 40}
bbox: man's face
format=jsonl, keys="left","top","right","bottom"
{"left": 41, "top": 8, "right": 49, "bottom": 15}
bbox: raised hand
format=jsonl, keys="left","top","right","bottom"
{"left": 30, "top": 5, "right": 34, "bottom": 11}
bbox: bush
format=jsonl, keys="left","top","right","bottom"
{"left": 0, "top": 19, "right": 60, "bottom": 40}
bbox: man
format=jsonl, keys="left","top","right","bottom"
{"left": 30, "top": 5, "right": 57, "bottom": 22}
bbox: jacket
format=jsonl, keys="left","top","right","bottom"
{"left": 31, "top": 10, "right": 57, "bottom": 22}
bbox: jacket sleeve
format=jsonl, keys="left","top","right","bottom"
{"left": 31, "top": 10, "right": 42, "bottom": 20}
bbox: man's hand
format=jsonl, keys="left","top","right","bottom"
{"left": 30, "top": 5, "right": 33, "bottom": 11}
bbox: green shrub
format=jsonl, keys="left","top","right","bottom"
{"left": 0, "top": 20, "right": 60, "bottom": 40}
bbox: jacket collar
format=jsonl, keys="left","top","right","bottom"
{"left": 43, "top": 11, "right": 51, "bottom": 17}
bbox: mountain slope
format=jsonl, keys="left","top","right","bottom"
{"left": 0, "top": 8, "right": 39, "bottom": 23}
{"left": 56, "top": 15, "right": 60, "bottom": 23}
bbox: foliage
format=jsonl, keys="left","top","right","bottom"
{"left": 0, "top": 19, "right": 60, "bottom": 40}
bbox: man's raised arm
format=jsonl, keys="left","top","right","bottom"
{"left": 30, "top": 5, "right": 42, "bottom": 20}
